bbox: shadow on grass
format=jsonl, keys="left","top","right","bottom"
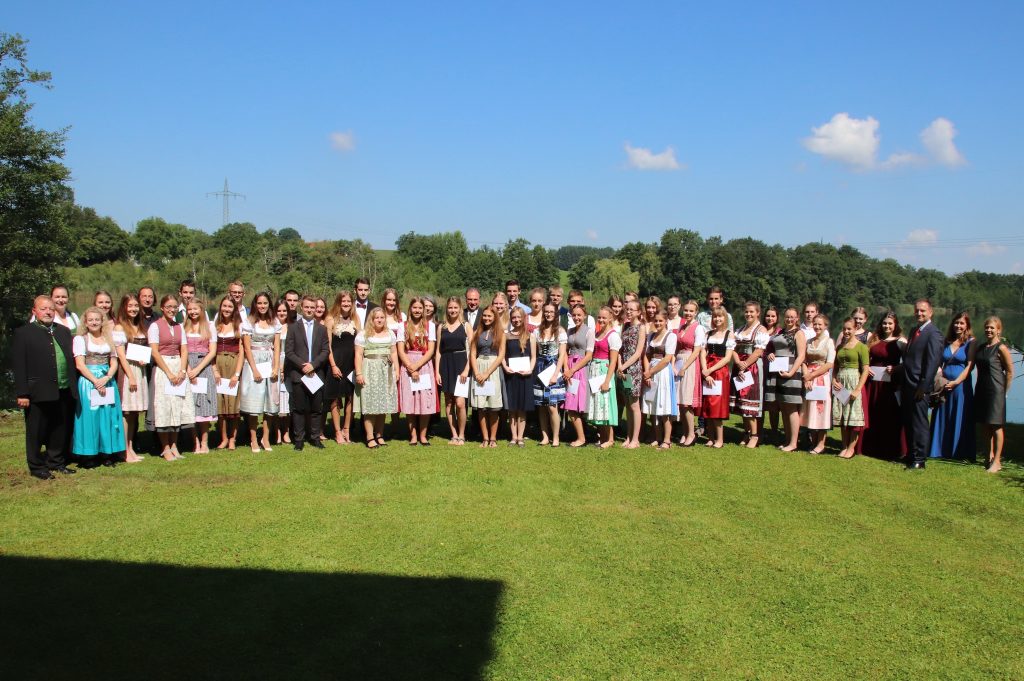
{"left": 0, "top": 555, "right": 502, "bottom": 680}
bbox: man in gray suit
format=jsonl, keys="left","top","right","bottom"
{"left": 285, "top": 296, "right": 330, "bottom": 450}
{"left": 901, "top": 298, "right": 944, "bottom": 470}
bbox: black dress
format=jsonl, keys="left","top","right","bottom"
{"left": 503, "top": 335, "right": 535, "bottom": 412}
{"left": 325, "top": 320, "right": 356, "bottom": 400}
{"left": 974, "top": 341, "right": 1007, "bottom": 425}
{"left": 439, "top": 323, "right": 468, "bottom": 394}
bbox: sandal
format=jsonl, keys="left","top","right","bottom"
{"left": 366, "top": 438, "right": 378, "bottom": 449}
{"left": 659, "top": 441, "right": 671, "bottom": 450}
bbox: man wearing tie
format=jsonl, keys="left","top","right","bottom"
{"left": 901, "top": 298, "right": 944, "bottom": 470}
{"left": 12, "top": 296, "right": 79, "bottom": 479}
{"left": 463, "top": 287, "right": 482, "bottom": 329}
{"left": 353, "top": 278, "right": 378, "bottom": 327}
{"left": 285, "top": 296, "right": 330, "bottom": 451}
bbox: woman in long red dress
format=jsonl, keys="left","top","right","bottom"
{"left": 856, "top": 311, "right": 908, "bottom": 459}
{"left": 700, "top": 308, "right": 735, "bottom": 448}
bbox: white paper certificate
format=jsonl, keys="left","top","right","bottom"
{"left": 805, "top": 384, "right": 829, "bottom": 401}
{"left": 507, "top": 356, "right": 531, "bottom": 373}
{"left": 537, "top": 363, "right": 557, "bottom": 387}
{"left": 703, "top": 380, "right": 722, "bottom": 396}
{"left": 216, "top": 379, "right": 239, "bottom": 396}
{"left": 453, "top": 377, "right": 470, "bottom": 398}
{"left": 768, "top": 357, "right": 790, "bottom": 373}
{"left": 733, "top": 371, "right": 754, "bottom": 391}
{"left": 869, "top": 366, "right": 891, "bottom": 382}
{"left": 253, "top": 362, "right": 273, "bottom": 379}
{"left": 190, "top": 377, "right": 208, "bottom": 394}
{"left": 346, "top": 371, "right": 354, "bottom": 384}
{"left": 589, "top": 374, "right": 607, "bottom": 394}
{"left": 410, "top": 373, "right": 432, "bottom": 392}
{"left": 833, "top": 386, "right": 852, "bottom": 404}
{"left": 164, "top": 379, "right": 187, "bottom": 396}
{"left": 474, "top": 380, "right": 495, "bottom": 396}
{"left": 567, "top": 378, "right": 579, "bottom": 395}
{"left": 301, "top": 373, "right": 324, "bottom": 394}
{"left": 125, "top": 343, "right": 152, "bottom": 363}
{"left": 89, "top": 388, "right": 115, "bottom": 408}
{"left": 279, "top": 379, "right": 289, "bottom": 394}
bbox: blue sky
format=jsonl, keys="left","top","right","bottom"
{"left": 8, "top": 1, "right": 1024, "bottom": 273}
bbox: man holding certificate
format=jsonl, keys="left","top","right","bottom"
{"left": 285, "top": 296, "right": 330, "bottom": 451}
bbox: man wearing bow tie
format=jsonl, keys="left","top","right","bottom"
{"left": 901, "top": 298, "right": 944, "bottom": 470}
{"left": 285, "top": 296, "right": 330, "bottom": 451}
{"left": 353, "top": 278, "right": 379, "bottom": 327}
{"left": 12, "top": 296, "right": 79, "bottom": 479}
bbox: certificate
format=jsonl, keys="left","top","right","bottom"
{"left": 567, "top": 378, "right": 579, "bottom": 395}
{"left": 453, "top": 377, "right": 470, "bottom": 398}
{"left": 537, "top": 363, "right": 557, "bottom": 387}
{"left": 125, "top": 343, "right": 152, "bottom": 363}
{"left": 589, "top": 374, "right": 607, "bottom": 394}
{"left": 190, "top": 377, "right": 208, "bottom": 394}
{"left": 833, "top": 386, "right": 852, "bottom": 404}
{"left": 301, "top": 373, "right": 324, "bottom": 394}
{"left": 279, "top": 380, "right": 289, "bottom": 394}
{"left": 253, "top": 362, "right": 273, "bottom": 379}
{"left": 869, "top": 366, "right": 891, "bottom": 382}
{"left": 89, "top": 388, "right": 115, "bottom": 408}
{"left": 703, "top": 380, "right": 722, "bottom": 396}
{"left": 733, "top": 371, "right": 754, "bottom": 391}
{"left": 768, "top": 357, "right": 790, "bottom": 373}
{"left": 674, "top": 359, "right": 686, "bottom": 374}
{"left": 346, "top": 371, "right": 354, "bottom": 384}
{"left": 216, "top": 379, "right": 238, "bottom": 396}
{"left": 805, "top": 384, "right": 829, "bottom": 401}
{"left": 410, "top": 373, "right": 432, "bottom": 392}
{"left": 164, "top": 380, "right": 188, "bottom": 397}
{"left": 507, "top": 356, "right": 531, "bottom": 373}
{"left": 474, "top": 380, "right": 495, "bottom": 396}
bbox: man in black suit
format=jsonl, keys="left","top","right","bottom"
{"left": 353, "top": 277, "right": 378, "bottom": 327}
{"left": 12, "top": 296, "right": 79, "bottom": 479}
{"left": 901, "top": 298, "right": 944, "bottom": 469}
{"left": 285, "top": 296, "right": 330, "bottom": 450}
{"left": 463, "top": 287, "right": 482, "bottom": 329}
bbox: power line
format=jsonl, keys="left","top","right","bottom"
{"left": 206, "top": 178, "right": 246, "bottom": 227}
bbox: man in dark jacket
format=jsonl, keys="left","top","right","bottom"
{"left": 901, "top": 298, "right": 944, "bottom": 469}
{"left": 12, "top": 296, "right": 79, "bottom": 479}
{"left": 285, "top": 296, "right": 330, "bottom": 451}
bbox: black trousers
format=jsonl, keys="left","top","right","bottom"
{"left": 902, "top": 385, "right": 931, "bottom": 464}
{"left": 290, "top": 381, "right": 324, "bottom": 443}
{"left": 24, "top": 390, "right": 73, "bottom": 475}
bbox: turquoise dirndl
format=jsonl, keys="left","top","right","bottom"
{"left": 73, "top": 365, "right": 126, "bottom": 456}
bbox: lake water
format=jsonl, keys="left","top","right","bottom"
{"left": 1004, "top": 348, "right": 1023, "bottom": 424}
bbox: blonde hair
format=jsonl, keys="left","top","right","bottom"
{"left": 78, "top": 306, "right": 116, "bottom": 348}
{"left": 184, "top": 300, "right": 211, "bottom": 339}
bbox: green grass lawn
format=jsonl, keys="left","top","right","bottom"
{"left": 1, "top": 413, "right": 1022, "bottom": 680}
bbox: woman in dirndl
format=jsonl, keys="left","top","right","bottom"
{"left": 562, "top": 305, "right": 593, "bottom": 448}
{"left": 398, "top": 297, "right": 438, "bottom": 445}
{"left": 533, "top": 303, "right": 567, "bottom": 447}
{"left": 674, "top": 300, "right": 706, "bottom": 446}
{"left": 148, "top": 295, "right": 195, "bottom": 460}
{"left": 731, "top": 301, "right": 769, "bottom": 448}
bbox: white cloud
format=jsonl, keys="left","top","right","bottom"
{"left": 920, "top": 117, "right": 966, "bottom": 167}
{"left": 802, "top": 113, "right": 880, "bottom": 170}
{"left": 1011, "top": 262, "right": 1023, "bottom": 274}
{"left": 585, "top": 229, "right": 599, "bottom": 241}
{"left": 803, "top": 113, "right": 965, "bottom": 171}
{"left": 624, "top": 143, "right": 682, "bottom": 171}
{"left": 966, "top": 241, "right": 1007, "bottom": 256}
{"left": 329, "top": 130, "right": 355, "bottom": 152}
{"left": 905, "top": 229, "right": 939, "bottom": 245}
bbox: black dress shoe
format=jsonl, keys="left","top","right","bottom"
{"left": 294, "top": 442, "right": 304, "bottom": 451}
{"left": 31, "top": 470, "right": 55, "bottom": 480}
{"left": 906, "top": 461, "right": 926, "bottom": 470}
{"left": 309, "top": 441, "right": 325, "bottom": 449}
{"left": 54, "top": 466, "right": 76, "bottom": 475}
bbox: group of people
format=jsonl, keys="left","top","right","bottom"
{"left": 11, "top": 278, "right": 1015, "bottom": 479}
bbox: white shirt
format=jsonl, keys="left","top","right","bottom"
{"left": 354, "top": 300, "right": 372, "bottom": 326}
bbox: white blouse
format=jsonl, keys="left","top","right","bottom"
{"left": 532, "top": 327, "right": 568, "bottom": 344}
{"left": 73, "top": 335, "right": 112, "bottom": 356}
{"left": 147, "top": 322, "right": 188, "bottom": 345}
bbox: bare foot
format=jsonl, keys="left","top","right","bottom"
{"left": 570, "top": 440, "right": 586, "bottom": 448}
{"left": 598, "top": 441, "right": 614, "bottom": 449}
{"left": 778, "top": 445, "right": 798, "bottom": 452}
{"left": 987, "top": 463, "right": 1002, "bottom": 473}
{"left": 745, "top": 436, "right": 759, "bottom": 449}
